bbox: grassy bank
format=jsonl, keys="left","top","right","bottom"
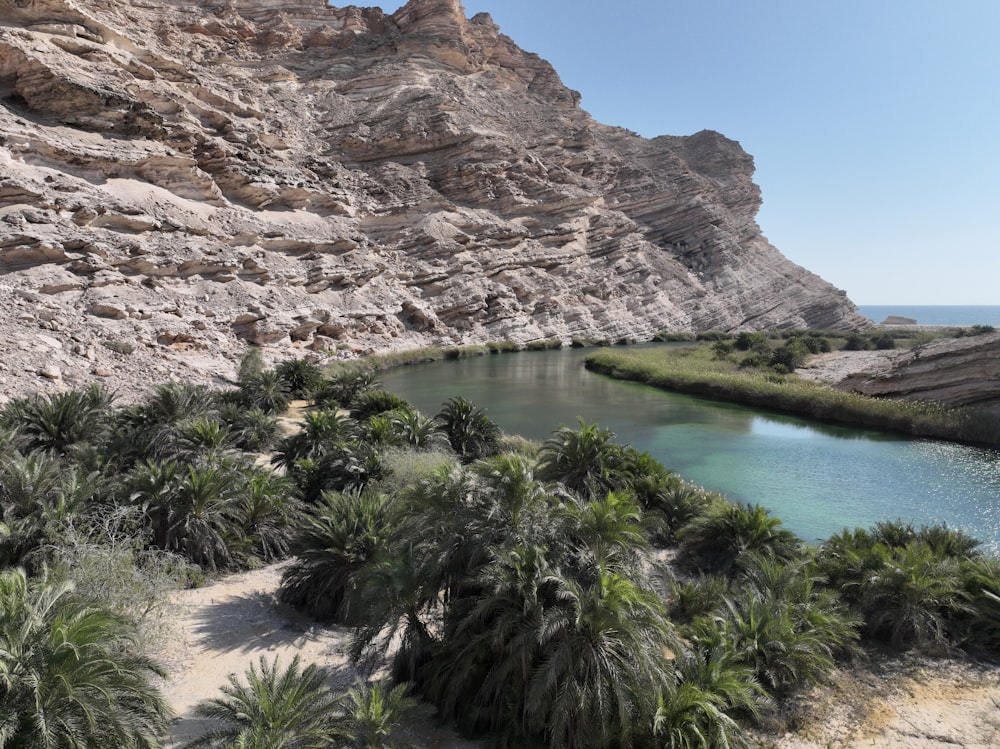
{"left": 585, "top": 345, "right": 999, "bottom": 447}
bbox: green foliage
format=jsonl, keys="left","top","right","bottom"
{"left": 185, "top": 655, "right": 340, "bottom": 749}
{"left": 317, "top": 370, "right": 380, "bottom": 409}
{"left": 41, "top": 506, "right": 196, "bottom": 646}
{"left": 525, "top": 338, "right": 563, "bottom": 351}
{"left": 734, "top": 332, "right": 766, "bottom": 351}
{"left": 435, "top": 396, "right": 502, "bottom": 463}
{"left": 275, "top": 357, "right": 324, "bottom": 399}
{"left": 768, "top": 338, "right": 810, "bottom": 371}
{"left": 388, "top": 409, "right": 448, "bottom": 450}
{"left": 537, "top": 418, "right": 621, "bottom": 496}
{"left": 653, "top": 647, "right": 767, "bottom": 749}
{"left": 584, "top": 347, "right": 984, "bottom": 446}
{"left": 695, "top": 330, "right": 733, "bottom": 342}
{"left": 0, "top": 452, "right": 97, "bottom": 568}
{"left": 1, "top": 384, "right": 115, "bottom": 455}
{"left": 711, "top": 340, "right": 734, "bottom": 359}
{"left": 280, "top": 491, "right": 398, "bottom": 623}
{"left": 953, "top": 324, "right": 995, "bottom": 337}
{"left": 352, "top": 390, "right": 412, "bottom": 421}
{"left": 815, "top": 523, "right": 981, "bottom": 651}
{"left": 678, "top": 502, "right": 801, "bottom": 574}
{"left": 843, "top": 333, "right": 870, "bottom": 351}
{"left": 0, "top": 568, "right": 171, "bottom": 749}
{"left": 237, "top": 346, "right": 266, "bottom": 384}
{"left": 338, "top": 680, "right": 415, "bottom": 749}
{"left": 690, "top": 555, "right": 859, "bottom": 694}
{"left": 237, "top": 369, "right": 291, "bottom": 415}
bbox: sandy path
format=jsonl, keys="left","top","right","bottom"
{"left": 159, "top": 562, "right": 483, "bottom": 749}
{"left": 159, "top": 562, "right": 355, "bottom": 746}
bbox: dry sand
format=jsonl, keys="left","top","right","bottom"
{"left": 159, "top": 563, "right": 1000, "bottom": 749}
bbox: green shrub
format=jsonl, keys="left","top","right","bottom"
{"left": 351, "top": 390, "right": 411, "bottom": 421}
{"left": 275, "top": 357, "right": 324, "bottom": 399}
{"left": 843, "top": 333, "right": 870, "bottom": 351}
{"left": 734, "top": 332, "right": 766, "bottom": 351}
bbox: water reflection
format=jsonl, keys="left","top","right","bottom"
{"left": 380, "top": 348, "right": 1000, "bottom": 551}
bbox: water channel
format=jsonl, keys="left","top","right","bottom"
{"left": 380, "top": 347, "right": 1000, "bottom": 551}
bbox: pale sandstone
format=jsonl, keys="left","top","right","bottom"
{"left": 0, "top": 0, "right": 867, "bottom": 402}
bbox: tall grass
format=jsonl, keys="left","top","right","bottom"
{"left": 585, "top": 347, "right": 997, "bottom": 447}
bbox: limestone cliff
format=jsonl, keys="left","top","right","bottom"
{"left": 0, "top": 0, "right": 867, "bottom": 400}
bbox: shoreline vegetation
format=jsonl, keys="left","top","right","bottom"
{"left": 584, "top": 345, "right": 1000, "bottom": 449}
{"left": 2, "top": 336, "right": 998, "bottom": 748}
{"left": 337, "top": 325, "right": 999, "bottom": 449}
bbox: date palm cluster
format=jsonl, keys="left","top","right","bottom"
{"left": 0, "top": 351, "right": 998, "bottom": 749}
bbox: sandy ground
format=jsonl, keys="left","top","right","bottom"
{"left": 158, "top": 562, "right": 484, "bottom": 749}
{"left": 158, "top": 563, "right": 1000, "bottom": 749}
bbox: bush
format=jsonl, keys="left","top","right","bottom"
{"left": 352, "top": 391, "right": 412, "bottom": 421}
{"left": 678, "top": 502, "right": 801, "bottom": 573}
{"left": 734, "top": 332, "right": 766, "bottom": 351}
{"left": 275, "top": 357, "right": 324, "bottom": 399}
{"left": 711, "top": 340, "right": 734, "bottom": 359}
{"left": 843, "top": 333, "right": 870, "bottom": 351}
{"left": 871, "top": 333, "right": 896, "bottom": 350}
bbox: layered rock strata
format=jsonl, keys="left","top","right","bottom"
{"left": 0, "top": 0, "right": 867, "bottom": 401}
{"left": 838, "top": 333, "right": 1000, "bottom": 414}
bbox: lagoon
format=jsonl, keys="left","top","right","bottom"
{"left": 381, "top": 347, "right": 1000, "bottom": 550}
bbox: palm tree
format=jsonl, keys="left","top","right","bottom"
{"left": 114, "top": 382, "right": 221, "bottom": 463}
{"left": 860, "top": 543, "right": 972, "bottom": 650}
{"left": 0, "top": 384, "right": 114, "bottom": 455}
{"left": 536, "top": 418, "right": 621, "bottom": 496}
{"left": 566, "top": 489, "right": 649, "bottom": 572}
{"left": 389, "top": 409, "right": 447, "bottom": 450}
{"left": 678, "top": 502, "right": 801, "bottom": 574}
{"left": 275, "top": 357, "right": 324, "bottom": 400}
{"left": 435, "top": 396, "right": 501, "bottom": 463}
{"left": 236, "top": 470, "right": 303, "bottom": 562}
{"left": 315, "top": 369, "right": 379, "bottom": 409}
{"left": 129, "top": 460, "right": 244, "bottom": 570}
{"left": 351, "top": 391, "right": 411, "bottom": 421}
{"left": 238, "top": 369, "right": 291, "bottom": 415}
{"left": 271, "top": 409, "right": 357, "bottom": 472}
{"left": 185, "top": 655, "right": 340, "bottom": 749}
{"left": 337, "top": 680, "right": 415, "bottom": 749}
{"left": 280, "top": 490, "right": 398, "bottom": 622}
{"left": 0, "top": 568, "right": 171, "bottom": 748}
{"left": 691, "top": 555, "right": 859, "bottom": 694}
{"left": 653, "top": 647, "right": 767, "bottom": 749}
{"left": 0, "top": 453, "right": 97, "bottom": 568}
{"left": 426, "top": 546, "right": 675, "bottom": 748}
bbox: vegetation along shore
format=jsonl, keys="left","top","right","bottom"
{"left": 585, "top": 327, "right": 1000, "bottom": 449}
{"left": 1, "top": 345, "right": 999, "bottom": 748}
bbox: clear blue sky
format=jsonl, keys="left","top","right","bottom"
{"left": 384, "top": 1, "right": 999, "bottom": 305}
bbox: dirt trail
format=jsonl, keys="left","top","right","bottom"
{"left": 158, "top": 562, "right": 483, "bottom": 749}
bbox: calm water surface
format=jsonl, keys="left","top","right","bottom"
{"left": 381, "top": 348, "right": 1000, "bottom": 550}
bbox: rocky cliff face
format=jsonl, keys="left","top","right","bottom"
{"left": 0, "top": 0, "right": 867, "bottom": 400}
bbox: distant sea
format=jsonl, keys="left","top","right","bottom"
{"left": 857, "top": 305, "right": 1000, "bottom": 326}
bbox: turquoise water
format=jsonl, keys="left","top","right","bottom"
{"left": 380, "top": 348, "right": 1000, "bottom": 550}
{"left": 858, "top": 305, "right": 1000, "bottom": 326}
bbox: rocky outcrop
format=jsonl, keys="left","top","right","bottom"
{"left": 838, "top": 333, "right": 1000, "bottom": 412}
{"left": 0, "top": 0, "right": 867, "bottom": 401}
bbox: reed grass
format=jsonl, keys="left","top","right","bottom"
{"left": 585, "top": 346, "right": 998, "bottom": 447}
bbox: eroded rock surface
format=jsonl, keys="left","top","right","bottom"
{"left": 838, "top": 333, "right": 1000, "bottom": 413}
{"left": 0, "top": 0, "right": 867, "bottom": 401}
